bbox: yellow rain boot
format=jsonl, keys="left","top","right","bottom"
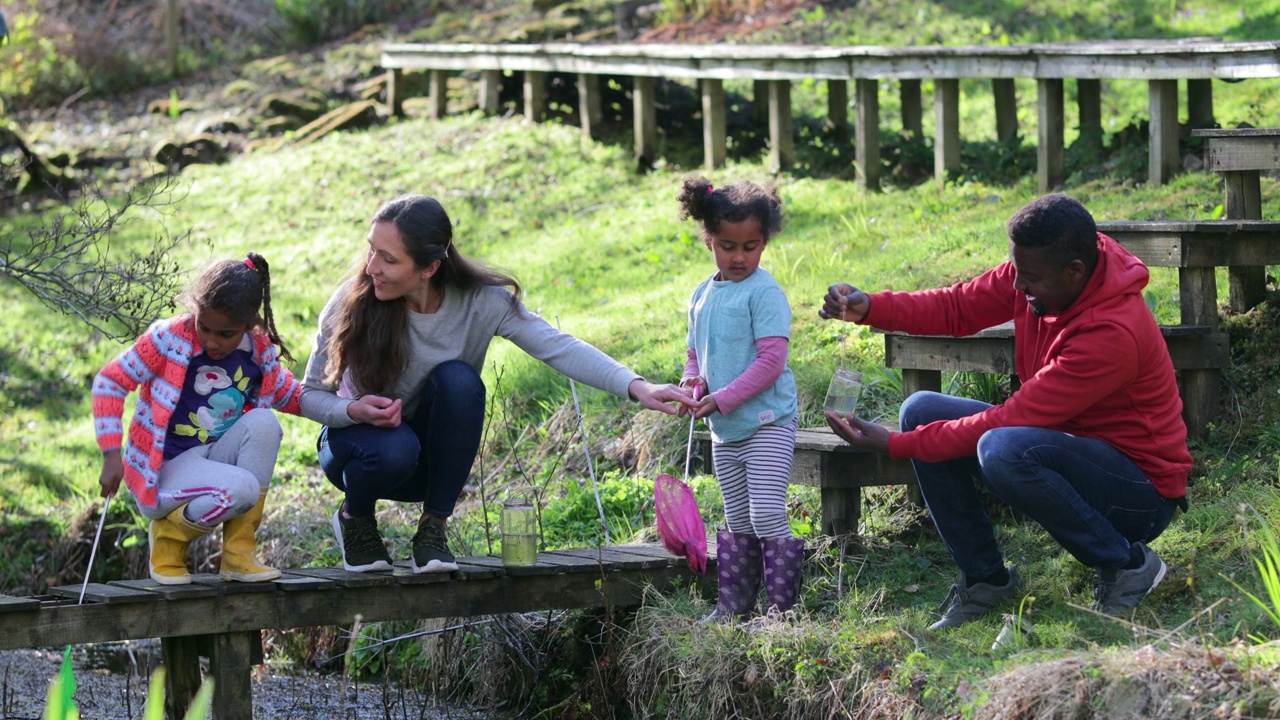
{"left": 219, "top": 491, "right": 281, "bottom": 582}
{"left": 149, "top": 507, "right": 210, "bottom": 586}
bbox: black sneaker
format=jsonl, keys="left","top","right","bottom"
{"left": 411, "top": 515, "right": 458, "bottom": 573}
{"left": 1094, "top": 542, "right": 1167, "bottom": 614}
{"left": 929, "top": 566, "right": 1023, "bottom": 631}
{"left": 331, "top": 507, "right": 392, "bottom": 573}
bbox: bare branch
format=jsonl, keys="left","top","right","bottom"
{"left": 0, "top": 165, "right": 203, "bottom": 340}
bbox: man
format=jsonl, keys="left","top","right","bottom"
{"left": 820, "top": 193, "right": 1190, "bottom": 629}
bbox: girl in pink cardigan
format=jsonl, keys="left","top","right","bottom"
{"left": 92, "top": 253, "right": 301, "bottom": 585}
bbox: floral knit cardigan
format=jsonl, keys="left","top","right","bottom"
{"left": 92, "top": 315, "right": 302, "bottom": 508}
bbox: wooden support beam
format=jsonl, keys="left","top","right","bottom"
{"left": 768, "top": 79, "right": 794, "bottom": 172}
{"left": 753, "top": 79, "right": 768, "bottom": 129}
{"left": 827, "top": 79, "right": 848, "bottom": 140}
{"left": 1148, "top": 79, "right": 1179, "bottom": 187}
{"left": 993, "top": 78, "right": 1018, "bottom": 142}
{"left": 934, "top": 79, "right": 960, "bottom": 184}
{"left": 1037, "top": 78, "right": 1065, "bottom": 192}
{"left": 1181, "top": 369, "right": 1218, "bottom": 440}
{"left": 900, "top": 79, "right": 922, "bottom": 139}
{"left": 1077, "top": 78, "right": 1103, "bottom": 156}
{"left": 855, "top": 78, "right": 880, "bottom": 191}
{"left": 387, "top": 68, "right": 405, "bottom": 117}
{"left": 479, "top": 69, "right": 502, "bottom": 114}
{"left": 702, "top": 78, "right": 726, "bottom": 170}
{"left": 1187, "top": 79, "right": 1214, "bottom": 130}
{"left": 1180, "top": 266, "right": 1218, "bottom": 327}
{"left": 524, "top": 70, "right": 546, "bottom": 122}
{"left": 163, "top": 635, "right": 204, "bottom": 720}
{"left": 211, "top": 631, "right": 256, "bottom": 720}
{"left": 428, "top": 69, "right": 448, "bottom": 120}
{"left": 578, "top": 73, "right": 602, "bottom": 140}
{"left": 634, "top": 76, "right": 657, "bottom": 169}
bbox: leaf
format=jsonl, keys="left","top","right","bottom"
{"left": 183, "top": 678, "right": 215, "bottom": 720}
{"left": 44, "top": 646, "right": 77, "bottom": 720}
{"left": 143, "top": 667, "right": 165, "bottom": 720}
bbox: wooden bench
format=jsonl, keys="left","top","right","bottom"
{"left": 0, "top": 544, "right": 709, "bottom": 720}
{"left": 381, "top": 39, "right": 1280, "bottom": 190}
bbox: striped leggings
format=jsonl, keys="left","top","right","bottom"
{"left": 711, "top": 418, "right": 798, "bottom": 539}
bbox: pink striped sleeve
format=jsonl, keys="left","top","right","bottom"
{"left": 711, "top": 336, "right": 788, "bottom": 415}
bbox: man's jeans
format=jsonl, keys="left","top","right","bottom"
{"left": 318, "top": 360, "right": 486, "bottom": 519}
{"left": 901, "top": 391, "right": 1176, "bottom": 580}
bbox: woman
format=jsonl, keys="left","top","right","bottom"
{"left": 301, "top": 194, "right": 694, "bottom": 574}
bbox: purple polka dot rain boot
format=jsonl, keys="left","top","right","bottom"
{"left": 762, "top": 536, "right": 805, "bottom": 615}
{"left": 702, "top": 530, "right": 762, "bottom": 623}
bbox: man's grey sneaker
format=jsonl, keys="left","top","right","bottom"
{"left": 412, "top": 516, "right": 459, "bottom": 573}
{"left": 1094, "top": 542, "right": 1167, "bottom": 615}
{"left": 332, "top": 507, "right": 392, "bottom": 573}
{"left": 929, "top": 566, "right": 1023, "bottom": 631}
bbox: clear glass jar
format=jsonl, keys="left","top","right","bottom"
{"left": 501, "top": 495, "right": 538, "bottom": 567}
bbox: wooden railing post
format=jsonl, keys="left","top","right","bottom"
{"left": 855, "top": 78, "right": 880, "bottom": 191}
{"left": 933, "top": 79, "right": 960, "bottom": 184}
{"left": 1037, "top": 78, "right": 1064, "bottom": 192}
{"left": 900, "top": 79, "right": 923, "bottom": 139}
{"left": 992, "top": 78, "right": 1018, "bottom": 142}
{"left": 634, "top": 76, "right": 657, "bottom": 169}
{"left": 524, "top": 70, "right": 546, "bottom": 122}
{"left": 702, "top": 78, "right": 726, "bottom": 170}
{"left": 768, "top": 79, "right": 794, "bottom": 172}
{"left": 578, "top": 73, "right": 602, "bottom": 140}
{"left": 479, "top": 70, "right": 502, "bottom": 115}
{"left": 1148, "top": 79, "right": 1179, "bottom": 187}
{"left": 1077, "top": 78, "right": 1103, "bottom": 156}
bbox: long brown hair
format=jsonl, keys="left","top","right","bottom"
{"left": 323, "top": 195, "right": 522, "bottom": 396}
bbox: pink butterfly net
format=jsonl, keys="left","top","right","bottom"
{"left": 654, "top": 474, "right": 707, "bottom": 575}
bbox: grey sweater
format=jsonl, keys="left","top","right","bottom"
{"left": 300, "top": 279, "right": 641, "bottom": 427}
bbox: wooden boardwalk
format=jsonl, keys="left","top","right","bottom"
{"left": 381, "top": 38, "right": 1280, "bottom": 189}
{"left": 0, "top": 543, "right": 712, "bottom": 719}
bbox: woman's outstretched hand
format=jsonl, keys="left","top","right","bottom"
{"left": 630, "top": 379, "right": 700, "bottom": 415}
{"left": 819, "top": 283, "right": 870, "bottom": 323}
{"left": 348, "top": 395, "right": 403, "bottom": 427}
{"left": 824, "top": 410, "right": 890, "bottom": 454}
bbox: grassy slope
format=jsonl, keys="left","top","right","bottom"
{"left": 4, "top": 0, "right": 1280, "bottom": 714}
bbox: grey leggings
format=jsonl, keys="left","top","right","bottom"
{"left": 141, "top": 408, "right": 282, "bottom": 528}
{"left": 712, "top": 417, "right": 798, "bottom": 538}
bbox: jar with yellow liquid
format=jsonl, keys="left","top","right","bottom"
{"left": 501, "top": 495, "right": 538, "bottom": 567}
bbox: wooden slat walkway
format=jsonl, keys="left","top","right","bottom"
{"left": 0, "top": 543, "right": 713, "bottom": 719}
{"left": 380, "top": 38, "right": 1280, "bottom": 189}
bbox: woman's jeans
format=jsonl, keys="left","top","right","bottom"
{"left": 901, "top": 391, "right": 1176, "bottom": 580}
{"left": 317, "top": 360, "right": 485, "bottom": 519}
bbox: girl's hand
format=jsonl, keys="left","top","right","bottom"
{"left": 823, "top": 410, "right": 890, "bottom": 453}
{"left": 677, "top": 377, "right": 704, "bottom": 417}
{"left": 629, "top": 379, "right": 699, "bottom": 415}
{"left": 99, "top": 451, "right": 124, "bottom": 498}
{"left": 819, "top": 283, "right": 870, "bottom": 323}
{"left": 693, "top": 394, "right": 720, "bottom": 420}
{"left": 348, "top": 395, "right": 402, "bottom": 427}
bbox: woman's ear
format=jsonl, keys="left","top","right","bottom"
{"left": 420, "top": 258, "right": 443, "bottom": 280}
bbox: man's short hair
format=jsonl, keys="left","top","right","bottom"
{"left": 1007, "top": 194, "right": 1098, "bottom": 272}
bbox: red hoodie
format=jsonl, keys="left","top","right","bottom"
{"left": 866, "top": 233, "right": 1191, "bottom": 500}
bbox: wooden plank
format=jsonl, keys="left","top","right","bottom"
{"left": 288, "top": 567, "right": 399, "bottom": 588}
{"left": 428, "top": 69, "right": 448, "bottom": 119}
{"left": 190, "top": 573, "right": 278, "bottom": 595}
{"left": 934, "top": 79, "right": 960, "bottom": 183}
{"left": 547, "top": 546, "right": 663, "bottom": 570}
{"left": 1148, "top": 79, "right": 1179, "bottom": 187}
{"left": 0, "top": 595, "right": 40, "bottom": 612}
{"left": 768, "top": 79, "right": 794, "bottom": 171}
{"left": 827, "top": 79, "right": 848, "bottom": 139}
{"left": 274, "top": 573, "right": 336, "bottom": 592}
{"left": 855, "top": 78, "right": 880, "bottom": 191}
{"left": 210, "top": 631, "right": 255, "bottom": 720}
{"left": 524, "top": 70, "right": 546, "bottom": 122}
{"left": 381, "top": 40, "right": 1280, "bottom": 82}
{"left": 702, "top": 78, "right": 726, "bottom": 170}
{"left": 578, "top": 72, "right": 601, "bottom": 139}
{"left": 1180, "top": 266, "right": 1218, "bottom": 327}
{"left": 634, "top": 76, "right": 657, "bottom": 168}
{"left": 480, "top": 69, "right": 502, "bottom": 114}
{"left": 48, "top": 583, "right": 161, "bottom": 604}
{"left": 1200, "top": 131, "right": 1280, "bottom": 173}
{"left": 899, "top": 79, "right": 922, "bottom": 139}
{"left": 111, "top": 578, "right": 219, "bottom": 600}
{"left": 389, "top": 562, "right": 461, "bottom": 583}
{"left": 612, "top": 544, "right": 681, "bottom": 561}
{"left": 1077, "top": 78, "right": 1103, "bottom": 156}
{"left": 992, "top": 78, "right": 1017, "bottom": 141}
{"left": 820, "top": 486, "right": 860, "bottom": 536}
{"left": 1037, "top": 78, "right": 1064, "bottom": 192}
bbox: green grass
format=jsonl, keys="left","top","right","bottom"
{"left": 6, "top": 4, "right": 1280, "bottom": 715}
